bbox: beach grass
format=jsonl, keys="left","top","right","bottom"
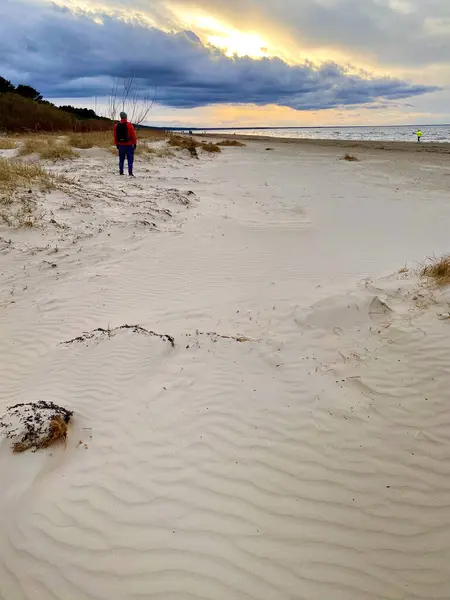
{"left": 0, "top": 138, "right": 17, "bottom": 150}
{"left": 217, "top": 140, "right": 246, "bottom": 147}
{"left": 420, "top": 255, "right": 450, "bottom": 287}
{"left": 341, "top": 153, "right": 360, "bottom": 162}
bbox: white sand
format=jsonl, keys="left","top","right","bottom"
{"left": 1, "top": 139, "right": 450, "bottom": 599}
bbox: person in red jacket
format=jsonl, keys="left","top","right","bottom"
{"left": 114, "top": 112, "right": 137, "bottom": 176}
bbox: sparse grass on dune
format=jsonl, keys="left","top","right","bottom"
{"left": 217, "top": 140, "right": 246, "bottom": 147}
{"left": 168, "top": 135, "right": 221, "bottom": 157}
{"left": 40, "top": 143, "right": 79, "bottom": 161}
{"left": 0, "top": 138, "right": 17, "bottom": 150}
{"left": 68, "top": 131, "right": 113, "bottom": 150}
{"left": 0, "top": 158, "right": 54, "bottom": 191}
{"left": 341, "top": 153, "right": 360, "bottom": 162}
{"left": 201, "top": 142, "right": 221, "bottom": 153}
{"left": 420, "top": 255, "right": 450, "bottom": 287}
{"left": 136, "top": 128, "right": 168, "bottom": 141}
{"left": 19, "top": 137, "right": 79, "bottom": 161}
{"left": 0, "top": 158, "right": 60, "bottom": 228}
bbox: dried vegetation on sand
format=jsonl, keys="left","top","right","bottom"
{"left": 420, "top": 255, "right": 450, "bottom": 287}
{"left": 0, "top": 401, "right": 73, "bottom": 453}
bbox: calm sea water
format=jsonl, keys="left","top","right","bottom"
{"left": 201, "top": 125, "right": 450, "bottom": 143}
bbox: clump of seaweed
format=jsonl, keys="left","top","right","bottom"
{"left": 0, "top": 401, "right": 73, "bottom": 453}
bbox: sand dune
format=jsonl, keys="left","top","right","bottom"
{"left": 1, "top": 138, "right": 450, "bottom": 599}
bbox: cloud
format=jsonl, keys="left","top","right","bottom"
{"left": 0, "top": 0, "right": 439, "bottom": 111}
{"left": 168, "top": 0, "right": 450, "bottom": 68}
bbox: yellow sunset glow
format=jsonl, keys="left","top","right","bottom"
{"left": 173, "top": 12, "right": 272, "bottom": 58}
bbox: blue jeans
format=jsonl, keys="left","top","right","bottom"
{"left": 118, "top": 145, "right": 134, "bottom": 175}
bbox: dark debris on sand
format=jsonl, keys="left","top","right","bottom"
{"left": 0, "top": 401, "right": 73, "bottom": 453}
{"left": 61, "top": 324, "right": 175, "bottom": 347}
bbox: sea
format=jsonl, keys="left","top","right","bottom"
{"left": 184, "top": 124, "right": 450, "bottom": 144}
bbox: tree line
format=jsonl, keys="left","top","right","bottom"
{"left": 0, "top": 76, "right": 111, "bottom": 132}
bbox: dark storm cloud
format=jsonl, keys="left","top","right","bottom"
{"left": 0, "top": 1, "right": 438, "bottom": 110}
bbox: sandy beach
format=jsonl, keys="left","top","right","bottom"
{"left": 1, "top": 135, "right": 450, "bottom": 600}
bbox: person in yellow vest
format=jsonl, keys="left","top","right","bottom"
{"left": 415, "top": 129, "right": 423, "bottom": 143}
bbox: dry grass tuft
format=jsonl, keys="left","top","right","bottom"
{"left": 341, "top": 153, "right": 360, "bottom": 162}
{"left": 40, "top": 143, "right": 79, "bottom": 161}
{"left": 0, "top": 137, "right": 17, "bottom": 150}
{"left": 201, "top": 142, "right": 221, "bottom": 153}
{"left": 18, "top": 137, "right": 45, "bottom": 156}
{"left": 19, "top": 137, "right": 79, "bottom": 160}
{"left": 168, "top": 135, "right": 222, "bottom": 157}
{"left": 0, "top": 158, "right": 54, "bottom": 190}
{"left": 217, "top": 140, "right": 246, "bottom": 147}
{"left": 0, "top": 158, "right": 59, "bottom": 227}
{"left": 168, "top": 135, "right": 199, "bottom": 158}
{"left": 420, "top": 255, "right": 450, "bottom": 287}
{"left": 68, "top": 131, "right": 113, "bottom": 150}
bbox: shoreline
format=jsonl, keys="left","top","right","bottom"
{"left": 201, "top": 132, "right": 450, "bottom": 154}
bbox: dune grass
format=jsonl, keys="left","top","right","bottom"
{"left": 168, "top": 135, "right": 222, "bottom": 157}
{"left": 217, "top": 140, "right": 246, "bottom": 147}
{"left": 68, "top": 131, "right": 114, "bottom": 150}
{"left": 420, "top": 255, "right": 450, "bottom": 287}
{"left": 201, "top": 142, "right": 222, "bottom": 153}
{"left": 0, "top": 138, "right": 17, "bottom": 150}
{"left": 0, "top": 158, "right": 59, "bottom": 227}
{"left": 18, "top": 137, "right": 79, "bottom": 161}
{"left": 341, "top": 153, "right": 360, "bottom": 162}
{"left": 0, "top": 158, "right": 55, "bottom": 191}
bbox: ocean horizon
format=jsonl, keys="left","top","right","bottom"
{"left": 167, "top": 124, "right": 450, "bottom": 143}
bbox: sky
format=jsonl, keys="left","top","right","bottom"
{"left": 1, "top": 0, "right": 449, "bottom": 127}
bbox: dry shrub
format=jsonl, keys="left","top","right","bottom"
{"left": 168, "top": 135, "right": 221, "bottom": 157}
{"left": 217, "top": 140, "right": 246, "bottom": 147}
{"left": 201, "top": 142, "right": 221, "bottom": 153}
{"left": 168, "top": 135, "right": 199, "bottom": 158}
{"left": 0, "top": 138, "right": 17, "bottom": 150}
{"left": 341, "top": 153, "right": 360, "bottom": 162}
{"left": 420, "top": 255, "right": 450, "bottom": 287}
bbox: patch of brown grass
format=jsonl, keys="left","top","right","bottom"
{"left": 18, "top": 137, "right": 79, "bottom": 161}
{"left": 0, "top": 158, "right": 59, "bottom": 227}
{"left": 217, "top": 140, "right": 246, "bottom": 147}
{"left": 68, "top": 131, "right": 113, "bottom": 150}
{"left": 0, "top": 138, "right": 17, "bottom": 150}
{"left": 41, "top": 143, "right": 79, "bottom": 161}
{"left": 168, "top": 135, "right": 222, "bottom": 157}
{"left": 168, "top": 135, "right": 199, "bottom": 158}
{"left": 137, "top": 128, "right": 168, "bottom": 141}
{"left": 420, "top": 255, "right": 450, "bottom": 287}
{"left": 18, "top": 137, "right": 46, "bottom": 156}
{"left": 201, "top": 142, "right": 221, "bottom": 153}
{"left": 0, "top": 158, "right": 54, "bottom": 190}
{"left": 341, "top": 153, "right": 360, "bottom": 162}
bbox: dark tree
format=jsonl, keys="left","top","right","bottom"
{"left": 15, "top": 84, "right": 43, "bottom": 102}
{"left": 0, "top": 76, "right": 15, "bottom": 94}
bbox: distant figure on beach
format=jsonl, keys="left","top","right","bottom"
{"left": 415, "top": 129, "right": 423, "bottom": 143}
{"left": 114, "top": 112, "right": 137, "bottom": 176}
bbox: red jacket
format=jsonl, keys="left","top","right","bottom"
{"left": 114, "top": 119, "right": 137, "bottom": 146}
